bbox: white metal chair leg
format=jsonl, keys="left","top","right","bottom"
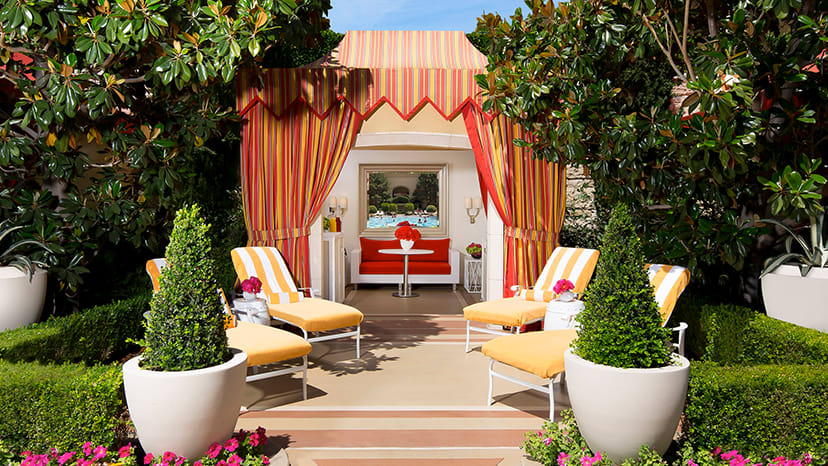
{"left": 356, "top": 325, "right": 361, "bottom": 358}
{"left": 465, "top": 321, "right": 471, "bottom": 353}
{"left": 302, "top": 355, "right": 308, "bottom": 400}
{"left": 548, "top": 378, "right": 555, "bottom": 420}
{"left": 487, "top": 359, "right": 495, "bottom": 406}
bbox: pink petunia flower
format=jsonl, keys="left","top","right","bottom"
{"left": 688, "top": 460, "right": 699, "bottom": 466}
{"left": 93, "top": 446, "right": 107, "bottom": 460}
{"left": 162, "top": 451, "right": 176, "bottom": 463}
{"left": 543, "top": 437, "right": 553, "bottom": 446}
{"left": 722, "top": 451, "right": 739, "bottom": 460}
{"left": 256, "top": 426, "right": 267, "bottom": 442}
{"left": 249, "top": 432, "right": 262, "bottom": 447}
{"left": 174, "top": 456, "right": 186, "bottom": 466}
{"left": 82, "top": 443, "right": 93, "bottom": 457}
{"left": 712, "top": 448, "right": 722, "bottom": 457}
{"left": 144, "top": 453, "right": 154, "bottom": 465}
{"left": 592, "top": 452, "right": 602, "bottom": 463}
{"left": 262, "top": 456, "right": 270, "bottom": 466}
{"left": 194, "top": 461, "right": 202, "bottom": 466}
{"left": 224, "top": 438, "right": 239, "bottom": 452}
{"left": 227, "top": 454, "right": 242, "bottom": 466}
{"left": 216, "top": 461, "right": 227, "bottom": 466}
{"left": 804, "top": 454, "right": 812, "bottom": 465}
{"left": 558, "top": 452, "right": 571, "bottom": 466}
{"left": 773, "top": 458, "right": 788, "bottom": 465}
{"left": 57, "top": 452, "right": 75, "bottom": 465}
{"left": 207, "top": 443, "right": 223, "bottom": 459}
{"left": 119, "top": 445, "right": 132, "bottom": 458}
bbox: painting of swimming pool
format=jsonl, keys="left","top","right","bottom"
{"left": 367, "top": 215, "right": 440, "bottom": 229}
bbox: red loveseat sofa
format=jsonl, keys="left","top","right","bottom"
{"left": 350, "top": 237, "right": 459, "bottom": 290}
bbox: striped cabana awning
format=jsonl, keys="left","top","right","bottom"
{"left": 237, "top": 30, "right": 488, "bottom": 120}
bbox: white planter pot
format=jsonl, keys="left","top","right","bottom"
{"left": 0, "top": 267, "right": 47, "bottom": 332}
{"left": 123, "top": 349, "right": 248, "bottom": 459}
{"left": 761, "top": 264, "right": 828, "bottom": 332}
{"left": 400, "top": 239, "right": 414, "bottom": 250}
{"left": 564, "top": 349, "right": 689, "bottom": 462}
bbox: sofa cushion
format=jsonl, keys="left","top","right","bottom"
{"left": 360, "top": 261, "right": 452, "bottom": 275}
{"left": 360, "top": 238, "right": 403, "bottom": 262}
{"left": 412, "top": 238, "right": 450, "bottom": 262}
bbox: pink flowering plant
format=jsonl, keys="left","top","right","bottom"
{"left": 523, "top": 414, "right": 824, "bottom": 466}
{"left": 14, "top": 428, "right": 272, "bottom": 466}
{"left": 553, "top": 279, "right": 575, "bottom": 295}
{"left": 241, "top": 277, "right": 262, "bottom": 294}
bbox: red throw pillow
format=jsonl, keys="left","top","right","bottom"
{"left": 412, "top": 238, "right": 450, "bottom": 262}
{"left": 360, "top": 237, "right": 404, "bottom": 262}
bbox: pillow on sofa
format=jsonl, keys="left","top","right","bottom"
{"left": 360, "top": 238, "right": 403, "bottom": 262}
{"left": 412, "top": 238, "right": 450, "bottom": 262}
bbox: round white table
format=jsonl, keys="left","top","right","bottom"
{"left": 378, "top": 248, "right": 434, "bottom": 298}
{"left": 544, "top": 298, "right": 586, "bottom": 330}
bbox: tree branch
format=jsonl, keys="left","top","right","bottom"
{"left": 642, "top": 15, "right": 687, "bottom": 81}
{"left": 665, "top": 11, "right": 696, "bottom": 80}
{"left": 122, "top": 75, "right": 147, "bottom": 84}
{"left": 704, "top": 0, "right": 718, "bottom": 38}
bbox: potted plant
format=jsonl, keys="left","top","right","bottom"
{"left": 123, "top": 205, "right": 248, "bottom": 459}
{"left": 395, "top": 221, "right": 421, "bottom": 249}
{"left": 563, "top": 204, "right": 689, "bottom": 461}
{"left": 465, "top": 242, "right": 482, "bottom": 259}
{"left": 757, "top": 156, "right": 827, "bottom": 332}
{"left": 0, "top": 221, "right": 51, "bottom": 332}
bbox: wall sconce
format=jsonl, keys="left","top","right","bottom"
{"left": 328, "top": 196, "right": 348, "bottom": 217}
{"left": 464, "top": 197, "right": 482, "bottom": 224}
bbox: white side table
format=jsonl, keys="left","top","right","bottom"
{"left": 463, "top": 254, "right": 482, "bottom": 293}
{"left": 232, "top": 297, "right": 270, "bottom": 326}
{"left": 544, "top": 298, "right": 585, "bottom": 330}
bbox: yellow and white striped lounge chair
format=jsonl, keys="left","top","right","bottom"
{"left": 481, "top": 263, "right": 691, "bottom": 419}
{"left": 145, "top": 259, "right": 312, "bottom": 395}
{"left": 231, "top": 247, "right": 364, "bottom": 358}
{"left": 463, "top": 247, "right": 600, "bottom": 352}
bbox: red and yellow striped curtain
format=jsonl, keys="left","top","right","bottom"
{"left": 463, "top": 105, "right": 567, "bottom": 296}
{"left": 240, "top": 100, "right": 362, "bottom": 286}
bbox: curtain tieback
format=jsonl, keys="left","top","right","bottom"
{"left": 250, "top": 227, "right": 311, "bottom": 243}
{"left": 504, "top": 226, "right": 556, "bottom": 242}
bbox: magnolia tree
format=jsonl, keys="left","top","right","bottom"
{"left": 475, "top": 0, "right": 827, "bottom": 298}
{"left": 0, "top": 0, "right": 330, "bottom": 298}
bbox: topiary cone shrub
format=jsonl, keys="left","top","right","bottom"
{"left": 574, "top": 203, "right": 672, "bottom": 368}
{"left": 141, "top": 204, "right": 229, "bottom": 371}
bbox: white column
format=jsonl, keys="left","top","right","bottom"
{"left": 309, "top": 215, "right": 323, "bottom": 293}
{"left": 485, "top": 196, "right": 504, "bottom": 301}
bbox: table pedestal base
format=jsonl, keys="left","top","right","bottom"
{"left": 392, "top": 292, "right": 419, "bottom": 298}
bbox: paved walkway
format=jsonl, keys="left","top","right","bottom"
{"left": 235, "top": 286, "right": 564, "bottom": 465}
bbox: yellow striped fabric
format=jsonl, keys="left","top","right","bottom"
{"left": 646, "top": 264, "right": 691, "bottom": 323}
{"left": 144, "top": 258, "right": 233, "bottom": 314}
{"left": 231, "top": 247, "right": 305, "bottom": 304}
{"left": 519, "top": 248, "right": 600, "bottom": 302}
{"left": 237, "top": 31, "right": 488, "bottom": 121}
{"left": 463, "top": 107, "right": 567, "bottom": 296}
{"left": 239, "top": 100, "right": 361, "bottom": 286}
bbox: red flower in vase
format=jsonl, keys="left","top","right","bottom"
{"left": 394, "top": 222, "right": 421, "bottom": 241}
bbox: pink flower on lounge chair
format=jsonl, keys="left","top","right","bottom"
{"left": 553, "top": 279, "right": 574, "bottom": 295}
{"left": 242, "top": 276, "right": 262, "bottom": 294}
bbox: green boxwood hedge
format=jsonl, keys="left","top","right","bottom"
{"left": 684, "top": 362, "right": 828, "bottom": 456}
{"left": 684, "top": 303, "right": 828, "bottom": 456}
{"left": 0, "top": 361, "right": 126, "bottom": 454}
{"left": 0, "top": 293, "right": 149, "bottom": 365}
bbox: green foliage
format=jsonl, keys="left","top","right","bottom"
{"left": 476, "top": 0, "right": 827, "bottom": 295}
{"left": 392, "top": 195, "right": 409, "bottom": 204}
{"left": 0, "top": 294, "right": 149, "bottom": 365}
{"left": 368, "top": 205, "right": 378, "bottom": 214}
{"left": 0, "top": 0, "right": 331, "bottom": 302}
{"left": 387, "top": 204, "right": 398, "bottom": 213}
{"left": 264, "top": 29, "right": 344, "bottom": 67}
{"left": 701, "top": 304, "right": 828, "bottom": 365}
{"left": 0, "top": 220, "right": 52, "bottom": 278}
{"left": 425, "top": 205, "right": 437, "bottom": 213}
{"left": 522, "top": 411, "right": 594, "bottom": 465}
{"left": 575, "top": 204, "right": 672, "bottom": 368}
{"left": 0, "top": 361, "right": 126, "bottom": 454}
{"left": 411, "top": 173, "right": 438, "bottom": 209}
{"left": 684, "top": 362, "right": 828, "bottom": 456}
{"left": 142, "top": 205, "right": 228, "bottom": 371}
{"left": 403, "top": 202, "right": 415, "bottom": 213}
{"left": 368, "top": 173, "right": 391, "bottom": 209}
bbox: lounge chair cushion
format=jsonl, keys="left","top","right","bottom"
{"left": 482, "top": 329, "right": 578, "bottom": 379}
{"left": 227, "top": 322, "right": 311, "bottom": 367}
{"left": 463, "top": 297, "right": 547, "bottom": 327}
{"left": 268, "top": 298, "right": 363, "bottom": 332}
{"left": 359, "top": 261, "right": 452, "bottom": 275}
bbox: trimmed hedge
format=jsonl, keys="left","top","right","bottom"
{"left": 684, "top": 362, "right": 828, "bottom": 456}
{"left": 684, "top": 303, "right": 828, "bottom": 456}
{"left": 0, "top": 361, "right": 126, "bottom": 454}
{"left": 701, "top": 304, "right": 828, "bottom": 365}
{"left": 0, "top": 293, "right": 149, "bottom": 365}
